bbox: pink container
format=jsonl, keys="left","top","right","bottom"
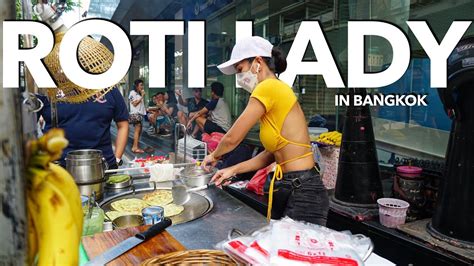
{"left": 396, "top": 166, "right": 423, "bottom": 179}
{"left": 377, "top": 198, "right": 410, "bottom": 228}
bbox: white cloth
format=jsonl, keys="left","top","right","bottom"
{"left": 129, "top": 90, "right": 146, "bottom": 115}
{"left": 149, "top": 164, "right": 179, "bottom": 182}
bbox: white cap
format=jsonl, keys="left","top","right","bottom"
{"left": 217, "top": 36, "right": 273, "bottom": 75}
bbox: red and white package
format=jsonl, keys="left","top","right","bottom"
{"left": 221, "top": 229, "right": 272, "bottom": 265}
{"left": 218, "top": 217, "right": 372, "bottom": 266}
{"left": 269, "top": 220, "right": 364, "bottom": 265}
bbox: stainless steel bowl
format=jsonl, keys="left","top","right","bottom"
{"left": 78, "top": 180, "right": 104, "bottom": 201}
{"left": 113, "top": 215, "right": 144, "bottom": 229}
{"left": 66, "top": 149, "right": 108, "bottom": 184}
{"left": 105, "top": 177, "right": 132, "bottom": 189}
{"left": 178, "top": 167, "right": 216, "bottom": 187}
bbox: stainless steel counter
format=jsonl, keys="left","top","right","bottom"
{"left": 167, "top": 186, "right": 268, "bottom": 249}
{"left": 101, "top": 177, "right": 268, "bottom": 249}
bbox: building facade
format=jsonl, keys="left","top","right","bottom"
{"left": 89, "top": 0, "right": 474, "bottom": 161}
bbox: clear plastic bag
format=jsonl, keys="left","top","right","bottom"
{"left": 217, "top": 217, "right": 373, "bottom": 265}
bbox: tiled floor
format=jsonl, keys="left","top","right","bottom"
{"left": 110, "top": 122, "right": 175, "bottom": 162}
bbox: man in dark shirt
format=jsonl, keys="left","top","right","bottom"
{"left": 38, "top": 88, "right": 129, "bottom": 169}
{"left": 187, "top": 82, "right": 232, "bottom": 135}
{"left": 176, "top": 88, "right": 209, "bottom": 136}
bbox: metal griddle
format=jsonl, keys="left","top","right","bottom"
{"left": 99, "top": 187, "right": 213, "bottom": 225}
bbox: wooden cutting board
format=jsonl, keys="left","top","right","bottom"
{"left": 82, "top": 225, "right": 186, "bottom": 266}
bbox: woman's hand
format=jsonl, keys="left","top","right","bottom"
{"left": 211, "top": 167, "right": 236, "bottom": 187}
{"left": 201, "top": 153, "right": 218, "bottom": 172}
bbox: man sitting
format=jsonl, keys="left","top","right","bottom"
{"left": 176, "top": 88, "right": 208, "bottom": 137}
{"left": 154, "top": 91, "right": 178, "bottom": 136}
{"left": 146, "top": 92, "right": 164, "bottom": 133}
{"left": 187, "top": 82, "right": 231, "bottom": 136}
{"left": 146, "top": 91, "right": 179, "bottom": 136}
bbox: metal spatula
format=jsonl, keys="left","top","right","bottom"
{"left": 172, "top": 176, "right": 235, "bottom": 205}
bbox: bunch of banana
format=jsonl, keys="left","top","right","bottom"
{"left": 317, "top": 131, "right": 342, "bottom": 146}
{"left": 26, "top": 129, "right": 83, "bottom": 266}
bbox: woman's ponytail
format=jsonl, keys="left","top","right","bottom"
{"left": 271, "top": 47, "right": 287, "bottom": 75}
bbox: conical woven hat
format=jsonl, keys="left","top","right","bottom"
{"left": 44, "top": 32, "right": 117, "bottom": 103}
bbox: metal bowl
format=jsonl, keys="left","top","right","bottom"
{"left": 178, "top": 167, "right": 216, "bottom": 187}
{"left": 112, "top": 215, "right": 144, "bottom": 229}
{"left": 105, "top": 176, "right": 132, "bottom": 189}
{"left": 77, "top": 180, "right": 104, "bottom": 201}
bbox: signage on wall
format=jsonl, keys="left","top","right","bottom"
{"left": 184, "top": 0, "right": 233, "bottom": 19}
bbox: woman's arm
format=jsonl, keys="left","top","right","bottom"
{"left": 114, "top": 120, "right": 129, "bottom": 160}
{"left": 131, "top": 96, "right": 142, "bottom": 107}
{"left": 202, "top": 98, "right": 266, "bottom": 170}
{"left": 213, "top": 98, "right": 265, "bottom": 158}
{"left": 211, "top": 150, "right": 274, "bottom": 185}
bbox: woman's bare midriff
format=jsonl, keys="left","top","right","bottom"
{"left": 273, "top": 102, "right": 315, "bottom": 173}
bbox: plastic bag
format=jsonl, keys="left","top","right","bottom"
{"left": 246, "top": 163, "right": 275, "bottom": 195}
{"left": 202, "top": 132, "right": 225, "bottom": 152}
{"left": 269, "top": 218, "right": 368, "bottom": 265}
{"left": 217, "top": 217, "right": 372, "bottom": 266}
{"left": 218, "top": 225, "right": 273, "bottom": 265}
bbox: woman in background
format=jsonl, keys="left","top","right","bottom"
{"left": 129, "top": 79, "right": 146, "bottom": 153}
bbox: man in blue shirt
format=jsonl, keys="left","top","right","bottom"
{"left": 37, "top": 88, "right": 129, "bottom": 169}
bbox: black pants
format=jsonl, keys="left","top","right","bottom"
{"left": 268, "top": 167, "right": 329, "bottom": 226}
{"left": 203, "top": 120, "right": 226, "bottom": 134}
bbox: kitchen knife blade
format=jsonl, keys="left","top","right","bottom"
{"left": 84, "top": 217, "right": 172, "bottom": 266}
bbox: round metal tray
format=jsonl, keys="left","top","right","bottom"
{"left": 99, "top": 187, "right": 213, "bottom": 226}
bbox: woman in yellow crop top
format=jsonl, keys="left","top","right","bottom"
{"left": 202, "top": 36, "right": 329, "bottom": 226}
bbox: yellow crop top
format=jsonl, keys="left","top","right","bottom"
{"left": 251, "top": 79, "right": 314, "bottom": 221}
{"left": 251, "top": 78, "right": 298, "bottom": 152}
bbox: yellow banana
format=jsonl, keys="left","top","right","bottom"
{"left": 32, "top": 180, "right": 80, "bottom": 266}
{"left": 26, "top": 196, "right": 38, "bottom": 266}
{"left": 26, "top": 167, "right": 48, "bottom": 190}
{"left": 26, "top": 128, "right": 80, "bottom": 266}
{"left": 47, "top": 163, "right": 83, "bottom": 235}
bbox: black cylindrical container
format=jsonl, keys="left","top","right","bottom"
{"left": 428, "top": 37, "right": 474, "bottom": 248}
{"left": 334, "top": 89, "right": 383, "bottom": 207}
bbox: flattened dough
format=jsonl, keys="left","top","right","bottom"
{"left": 163, "top": 204, "right": 184, "bottom": 217}
{"left": 143, "top": 190, "right": 173, "bottom": 206}
{"left": 111, "top": 198, "right": 149, "bottom": 213}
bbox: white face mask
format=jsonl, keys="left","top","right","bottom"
{"left": 237, "top": 61, "right": 260, "bottom": 93}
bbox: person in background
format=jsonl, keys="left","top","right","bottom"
{"left": 37, "top": 88, "right": 129, "bottom": 169}
{"left": 187, "top": 82, "right": 232, "bottom": 137}
{"left": 146, "top": 92, "right": 164, "bottom": 133}
{"left": 129, "top": 79, "right": 146, "bottom": 153}
{"left": 154, "top": 91, "right": 179, "bottom": 136}
{"left": 202, "top": 36, "right": 329, "bottom": 226}
{"left": 176, "top": 88, "right": 209, "bottom": 136}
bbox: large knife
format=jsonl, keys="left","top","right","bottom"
{"left": 85, "top": 217, "right": 172, "bottom": 265}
